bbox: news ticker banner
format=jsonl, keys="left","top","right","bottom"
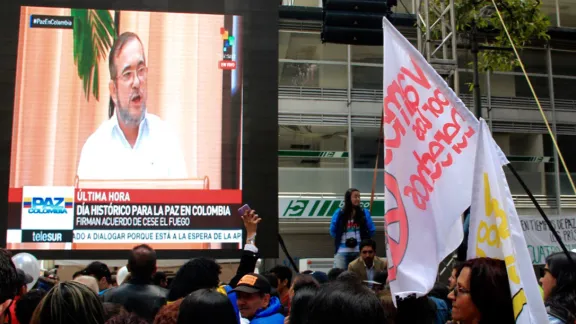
{"left": 7, "top": 186, "right": 243, "bottom": 244}
{"left": 279, "top": 198, "right": 575, "bottom": 264}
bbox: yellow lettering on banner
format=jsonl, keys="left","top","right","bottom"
{"left": 480, "top": 173, "right": 527, "bottom": 321}
{"left": 505, "top": 255, "right": 521, "bottom": 285}
{"left": 512, "top": 288, "right": 528, "bottom": 321}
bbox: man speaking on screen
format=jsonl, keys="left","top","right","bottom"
{"left": 77, "top": 32, "right": 187, "bottom": 180}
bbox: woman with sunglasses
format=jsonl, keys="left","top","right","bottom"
{"left": 447, "top": 257, "right": 514, "bottom": 324}
{"left": 540, "top": 251, "right": 576, "bottom": 324}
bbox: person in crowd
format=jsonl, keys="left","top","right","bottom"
{"left": 308, "top": 272, "right": 328, "bottom": 285}
{"left": 167, "top": 258, "right": 220, "bottom": 303}
{"left": 74, "top": 275, "right": 100, "bottom": 295}
{"left": 306, "top": 280, "right": 385, "bottom": 324}
{"left": 5, "top": 269, "right": 33, "bottom": 324}
{"left": 369, "top": 271, "right": 387, "bottom": 295}
{"left": 15, "top": 289, "right": 46, "bottom": 324}
{"left": 77, "top": 31, "right": 187, "bottom": 180}
{"left": 30, "top": 281, "right": 105, "bottom": 324}
{"left": 102, "top": 303, "right": 128, "bottom": 322}
{"left": 448, "top": 261, "right": 463, "bottom": 291}
{"left": 379, "top": 292, "right": 397, "bottom": 324}
{"left": 176, "top": 289, "right": 237, "bottom": 324}
{"left": 447, "top": 257, "right": 514, "bottom": 324}
{"left": 396, "top": 295, "right": 437, "bottom": 324}
{"left": 0, "top": 249, "right": 18, "bottom": 319}
{"left": 155, "top": 208, "right": 262, "bottom": 323}
{"left": 72, "top": 271, "right": 83, "bottom": 280}
{"left": 348, "top": 239, "right": 386, "bottom": 284}
{"left": 335, "top": 271, "right": 361, "bottom": 285}
{"left": 330, "top": 188, "right": 376, "bottom": 269}
{"left": 285, "top": 287, "right": 317, "bottom": 324}
{"left": 153, "top": 299, "right": 182, "bottom": 324}
{"left": 152, "top": 272, "right": 168, "bottom": 289}
{"left": 289, "top": 274, "right": 319, "bottom": 302}
{"left": 110, "top": 275, "right": 118, "bottom": 288}
{"left": 82, "top": 261, "right": 113, "bottom": 295}
{"left": 284, "top": 275, "right": 320, "bottom": 322}
{"left": 262, "top": 272, "right": 280, "bottom": 297}
{"left": 232, "top": 273, "right": 285, "bottom": 324}
{"left": 105, "top": 313, "right": 149, "bottom": 324}
{"left": 327, "top": 268, "right": 345, "bottom": 282}
{"left": 269, "top": 265, "right": 293, "bottom": 310}
{"left": 428, "top": 282, "right": 451, "bottom": 324}
{"left": 101, "top": 244, "right": 168, "bottom": 322}
{"left": 540, "top": 251, "right": 576, "bottom": 323}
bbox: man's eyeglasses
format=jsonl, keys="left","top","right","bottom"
{"left": 452, "top": 286, "right": 470, "bottom": 297}
{"left": 119, "top": 66, "right": 148, "bottom": 83}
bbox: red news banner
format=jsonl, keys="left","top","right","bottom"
{"left": 9, "top": 188, "right": 243, "bottom": 231}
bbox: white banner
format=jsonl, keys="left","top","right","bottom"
{"left": 521, "top": 215, "right": 576, "bottom": 264}
{"left": 468, "top": 120, "right": 547, "bottom": 323}
{"left": 382, "top": 18, "right": 479, "bottom": 298}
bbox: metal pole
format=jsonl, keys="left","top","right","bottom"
{"left": 449, "top": 0, "right": 459, "bottom": 95}
{"left": 555, "top": 0, "right": 561, "bottom": 27}
{"left": 546, "top": 45, "right": 562, "bottom": 215}
{"left": 347, "top": 45, "right": 353, "bottom": 187}
{"left": 471, "top": 21, "right": 482, "bottom": 118}
{"left": 487, "top": 71, "right": 492, "bottom": 130}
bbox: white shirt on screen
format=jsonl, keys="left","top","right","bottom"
{"left": 77, "top": 112, "right": 188, "bottom": 180}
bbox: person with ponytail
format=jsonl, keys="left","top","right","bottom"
{"left": 329, "top": 188, "right": 376, "bottom": 269}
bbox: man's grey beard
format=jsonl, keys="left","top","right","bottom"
{"left": 116, "top": 99, "right": 146, "bottom": 127}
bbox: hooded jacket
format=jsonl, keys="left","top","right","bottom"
{"left": 249, "top": 296, "right": 285, "bottom": 324}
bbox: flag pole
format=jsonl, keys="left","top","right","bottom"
{"left": 506, "top": 163, "right": 575, "bottom": 267}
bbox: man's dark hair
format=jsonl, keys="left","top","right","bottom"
{"left": 152, "top": 272, "right": 167, "bottom": 286}
{"left": 292, "top": 274, "right": 320, "bottom": 294}
{"left": 15, "top": 289, "right": 46, "bottom": 324}
{"left": 0, "top": 249, "right": 19, "bottom": 305}
{"left": 105, "top": 313, "right": 149, "bottom": 324}
{"left": 336, "top": 271, "right": 361, "bottom": 285}
{"left": 307, "top": 281, "right": 385, "bottom": 324}
{"left": 360, "top": 239, "right": 377, "bottom": 252}
{"left": 128, "top": 244, "right": 157, "bottom": 280}
{"left": 107, "top": 31, "right": 146, "bottom": 118}
{"left": 82, "top": 261, "right": 112, "bottom": 283}
{"left": 327, "top": 268, "right": 345, "bottom": 282}
{"left": 167, "top": 258, "right": 221, "bottom": 302}
{"left": 269, "top": 265, "right": 293, "bottom": 287}
{"left": 262, "top": 272, "right": 278, "bottom": 289}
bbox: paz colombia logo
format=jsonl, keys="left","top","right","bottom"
{"left": 23, "top": 197, "right": 73, "bottom": 214}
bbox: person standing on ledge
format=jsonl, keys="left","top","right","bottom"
{"left": 330, "top": 188, "right": 376, "bottom": 269}
{"left": 77, "top": 32, "right": 187, "bottom": 180}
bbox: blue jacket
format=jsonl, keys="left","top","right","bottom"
{"left": 249, "top": 296, "right": 285, "bottom": 324}
{"left": 330, "top": 208, "right": 376, "bottom": 254}
{"left": 224, "top": 285, "right": 240, "bottom": 323}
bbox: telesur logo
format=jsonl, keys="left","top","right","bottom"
{"left": 23, "top": 197, "right": 73, "bottom": 214}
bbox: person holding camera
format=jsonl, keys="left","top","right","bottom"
{"left": 329, "top": 188, "right": 376, "bottom": 269}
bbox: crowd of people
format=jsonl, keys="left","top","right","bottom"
{"left": 0, "top": 196, "right": 575, "bottom": 324}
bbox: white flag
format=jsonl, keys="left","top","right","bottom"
{"left": 382, "top": 17, "right": 479, "bottom": 298}
{"left": 468, "top": 119, "right": 548, "bottom": 323}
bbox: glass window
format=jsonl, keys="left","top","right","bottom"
{"left": 352, "top": 65, "right": 382, "bottom": 90}
{"left": 551, "top": 50, "right": 576, "bottom": 76}
{"left": 553, "top": 78, "right": 576, "bottom": 101}
{"left": 278, "top": 125, "right": 349, "bottom": 168}
{"left": 279, "top": 32, "right": 347, "bottom": 61}
{"left": 279, "top": 62, "right": 347, "bottom": 88}
{"left": 558, "top": 0, "right": 576, "bottom": 27}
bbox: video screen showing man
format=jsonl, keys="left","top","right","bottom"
{"left": 77, "top": 32, "right": 187, "bottom": 180}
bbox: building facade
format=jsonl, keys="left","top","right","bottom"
{"left": 276, "top": 1, "right": 576, "bottom": 266}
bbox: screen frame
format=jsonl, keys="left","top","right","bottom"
{"left": 0, "top": 0, "right": 279, "bottom": 259}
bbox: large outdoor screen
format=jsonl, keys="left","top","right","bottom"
{"left": 0, "top": 1, "right": 278, "bottom": 259}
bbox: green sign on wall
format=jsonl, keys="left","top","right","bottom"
{"left": 279, "top": 198, "right": 384, "bottom": 218}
